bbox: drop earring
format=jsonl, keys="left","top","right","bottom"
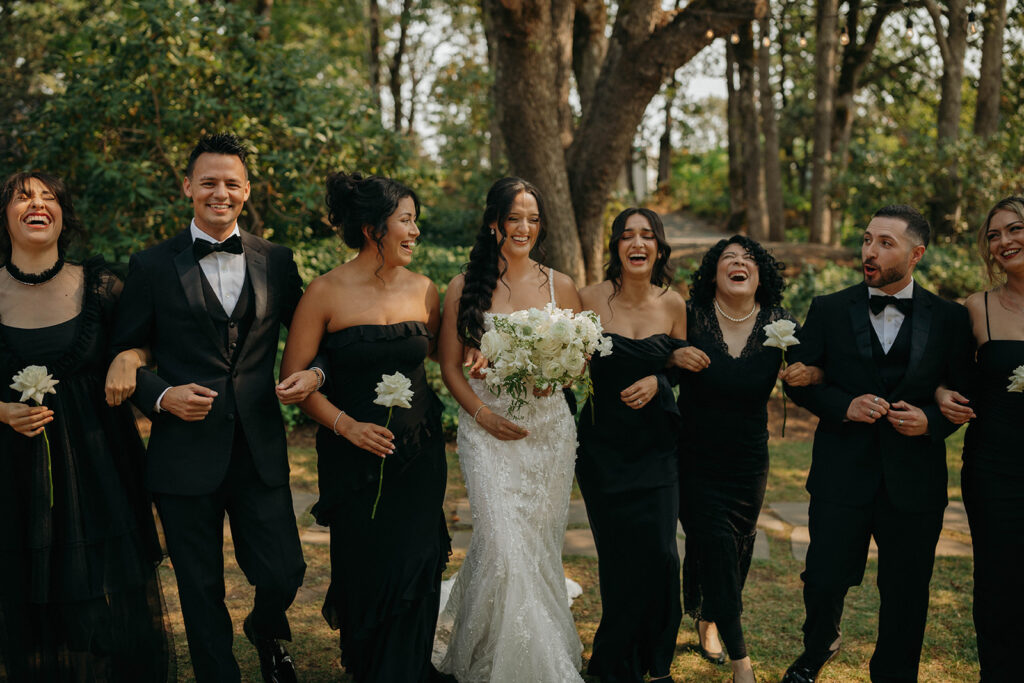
{"left": 489, "top": 228, "right": 495, "bottom": 235}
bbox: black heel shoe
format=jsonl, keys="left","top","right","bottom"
{"left": 695, "top": 619, "right": 726, "bottom": 665}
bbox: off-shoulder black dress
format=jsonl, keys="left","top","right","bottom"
{"left": 312, "top": 321, "right": 450, "bottom": 682}
{"left": 0, "top": 259, "right": 172, "bottom": 682}
{"left": 577, "top": 333, "right": 687, "bottom": 682}
{"left": 677, "top": 303, "right": 792, "bottom": 660}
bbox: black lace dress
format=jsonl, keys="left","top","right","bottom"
{"left": 677, "top": 303, "right": 792, "bottom": 659}
{"left": 959, "top": 293, "right": 1024, "bottom": 680}
{"left": 0, "top": 259, "right": 172, "bottom": 682}
{"left": 312, "top": 322, "right": 450, "bottom": 683}
{"left": 577, "top": 333, "right": 687, "bottom": 682}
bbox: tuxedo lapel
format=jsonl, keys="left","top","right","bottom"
{"left": 898, "top": 283, "right": 933, "bottom": 390}
{"left": 237, "top": 232, "right": 268, "bottom": 360}
{"left": 846, "top": 284, "right": 883, "bottom": 386}
{"left": 173, "top": 232, "right": 230, "bottom": 363}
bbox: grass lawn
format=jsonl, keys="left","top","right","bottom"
{"left": 161, "top": 421, "right": 979, "bottom": 681}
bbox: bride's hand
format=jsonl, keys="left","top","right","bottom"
{"left": 532, "top": 384, "right": 555, "bottom": 398}
{"left": 474, "top": 406, "right": 529, "bottom": 441}
{"left": 464, "top": 348, "right": 489, "bottom": 380}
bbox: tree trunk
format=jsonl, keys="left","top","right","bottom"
{"left": 925, "top": 0, "right": 969, "bottom": 234}
{"left": 974, "top": 0, "right": 1007, "bottom": 137}
{"left": 757, "top": 9, "right": 784, "bottom": 241}
{"left": 486, "top": 0, "right": 765, "bottom": 283}
{"left": 367, "top": 0, "right": 382, "bottom": 112}
{"left": 726, "top": 41, "right": 746, "bottom": 233}
{"left": 736, "top": 22, "right": 768, "bottom": 241}
{"left": 572, "top": 0, "right": 608, "bottom": 121}
{"left": 809, "top": 0, "right": 838, "bottom": 244}
{"left": 657, "top": 80, "right": 674, "bottom": 189}
{"left": 389, "top": 0, "right": 413, "bottom": 133}
{"left": 253, "top": 0, "right": 273, "bottom": 41}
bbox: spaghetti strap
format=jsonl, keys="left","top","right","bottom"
{"left": 548, "top": 268, "right": 556, "bottom": 305}
{"left": 984, "top": 290, "right": 992, "bottom": 342}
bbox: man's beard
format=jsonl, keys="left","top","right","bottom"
{"left": 863, "top": 261, "right": 908, "bottom": 288}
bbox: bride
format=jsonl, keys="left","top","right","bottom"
{"left": 435, "top": 177, "right": 584, "bottom": 682}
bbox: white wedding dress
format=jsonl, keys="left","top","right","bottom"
{"left": 434, "top": 280, "right": 584, "bottom": 683}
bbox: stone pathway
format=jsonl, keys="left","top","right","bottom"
{"left": 287, "top": 491, "right": 973, "bottom": 563}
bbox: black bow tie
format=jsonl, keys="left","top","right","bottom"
{"left": 193, "top": 234, "right": 243, "bottom": 260}
{"left": 869, "top": 294, "right": 913, "bottom": 316}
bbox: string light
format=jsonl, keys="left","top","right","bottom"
{"left": 798, "top": 32, "right": 808, "bottom": 48}
{"left": 905, "top": 16, "right": 915, "bottom": 39}
{"left": 839, "top": 24, "right": 850, "bottom": 46}
{"left": 968, "top": 9, "right": 977, "bottom": 35}
{"left": 730, "top": 32, "right": 740, "bottom": 44}
{"left": 762, "top": 34, "right": 771, "bottom": 48}
{"left": 705, "top": 28, "right": 715, "bottom": 40}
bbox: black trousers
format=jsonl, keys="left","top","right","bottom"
{"left": 800, "top": 487, "right": 943, "bottom": 683}
{"left": 155, "top": 427, "right": 306, "bottom": 683}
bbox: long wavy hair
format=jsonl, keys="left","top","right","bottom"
{"left": 689, "top": 235, "right": 785, "bottom": 309}
{"left": 604, "top": 207, "right": 672, "bottom": 300}
{"left": 0, "top": 171, "right": 83, "bottom": 265}
{"left": 325, "top": 171, "right": 420, "bottom": 266}
{"left": 977, "top": 195, "right": 1024, "bottom": 283}
{"left": 456, "top": 177, "right": 547, "bottom": 347}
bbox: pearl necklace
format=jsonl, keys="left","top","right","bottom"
{"left": 714, "top": 297, "right": 757, "bottom": 323}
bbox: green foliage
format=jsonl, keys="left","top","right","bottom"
{"left": 4, "top": 0, "right": 410, "bottom": 260}
{"left": 915, "top": 243, "right": 990, "bottom": 301}
{"left": 666, "top": 148, "right": 730, "bottom": 218}
{"left": 781, "top": 261, "right": 861, "bottom": 322}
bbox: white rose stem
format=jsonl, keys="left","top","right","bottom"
{"left": 370, "top": 407, "right": 393, "bottom": 520}
{"left": 780, "top": 351, "right": 788, "bottom": 438}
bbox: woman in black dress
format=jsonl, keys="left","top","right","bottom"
{"left": 936, "top": 196, "right": 1024, "bottom": 682}
{"left": 280, "top": 172, "right": 450, "bottom": 682}
{"left": 669, "top": 236, "right": 820, "bottom": 683}
{"left": 0, "top": 172, "right": 172, "bottom": 681}
{"left": 577, "top": 208, "right": 687, "bottom": 683}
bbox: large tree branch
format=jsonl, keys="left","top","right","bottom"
{"left": 922, "top": 0, "right": 952, "bottom": 64}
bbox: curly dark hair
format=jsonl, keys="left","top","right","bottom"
{"left": 604, "top": 207, "right": 672, "bottom": 298}
{"left": 324, "top": 171, "right": 420, "bottom": 265}
{"left": 0, "top": 171, "right": 84, "bottom": 264}
{"left": 456, "top": 177, "right": 548, "bottom": 347}
{"left": 185, "top": 132, "right": 249, "bottom": 177}
{"left": 689, "top": 235, "right": 785, "bottom": 309}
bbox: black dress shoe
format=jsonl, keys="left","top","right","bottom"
{"left": 244, "top": 614, "right": 297, "bottom": 683}
{"left": 779, "top": 647, "right": 839, "bottom": 683}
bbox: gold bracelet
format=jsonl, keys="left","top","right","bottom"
{"left": 332, "top": 410, "right": 345, "bottom": 435}
{"left": 472, "top": 404, "right": 486, "bottom": 422}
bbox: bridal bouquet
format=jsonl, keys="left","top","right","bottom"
{"left": 479, "top": 304, "right": 613, "bottom": 418}
{"left": 10, "top": 365, "right": 59, "bottom": 508}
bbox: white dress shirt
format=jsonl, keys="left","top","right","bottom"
{"left": 867, "top": 279, "right": 914, "bottom": 354}
{"left": 191, "top": 220, "right": 246, "bottom": 316}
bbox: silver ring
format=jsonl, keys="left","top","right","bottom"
{"left": 899, "top": 419, "right": 904, "bottom": 426}
{"left": 873, "top": 396, "right": 880, "bottom": 404}
{"left": 869, "top": 409, "right": 876, "bottom": 418}
{"left": 636, "top": 399, "right": 642, "bottom": 406}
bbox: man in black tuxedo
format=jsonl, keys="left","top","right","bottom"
{"left": 780, "top": 205, "right": 973, "bottom": 683}
{"left": 112, "top": 134, "right": 320, "bottom": 683}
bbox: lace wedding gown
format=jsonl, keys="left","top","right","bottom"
{"left": 435, "top": 279, "right": 584, "bottom": 683}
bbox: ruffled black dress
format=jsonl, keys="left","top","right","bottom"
{"left": 0, "top": 259, "right": 172, "bottom": 682}
{"left": 959, "top": 294, "right": 1024, "bottom": 680}
{"left": 312, "top": 322, "right": 450, "bottom": 682}
{"left": 676, "top": 303, "right": 791, "bottom": 658}
{"left": 577, "top": 333, "right": 686, "bottom": 682}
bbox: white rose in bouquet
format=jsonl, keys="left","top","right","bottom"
{"left": 1008, "top": 365, "right": 1024, "bottom": 393}
{"left": 480, "top": 328, "right": 509, "bottom": 361}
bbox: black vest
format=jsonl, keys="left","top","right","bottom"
{"left": 870, "top": 312, "right": 913, "bottom": 393}
{"left": 198, "top": 266, "right": 256, "bottom": 365}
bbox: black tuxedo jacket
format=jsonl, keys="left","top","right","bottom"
{"left": 787, "top": 282, "right": 972, "bottom": 512}
{"left": 112, "top": 229, "right": 303, "bottom": 495}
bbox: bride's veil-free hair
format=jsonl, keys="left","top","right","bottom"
{"left": 456, "top": 177, "right": 547, "bottom": 347}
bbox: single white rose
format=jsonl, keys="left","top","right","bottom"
{"left": 762, "top": 319, "right": 800, "bottom": 351}
{"left": 560, "top": 348, "right": 587, "bottom": 377}
{"left": 535, "top": 333, "right": 564, "bottom": 359}
{"left": 479, "top": 329, "right": 508, "bottom": 361}
{"left": 373, "top": 372, "right": 414, "bottom": 409}
{"left": 1008, "top": 365, "right": 1024, "bottom": 393}
{"left": 10, "top": 365, "right": 59, "bottom": 405}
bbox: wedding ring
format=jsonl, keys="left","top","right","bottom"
{"left": 899, "top": 419, "right": 904, "bottom": 426}
{"left": 873, "top": 396, "right": 880, "bottom": 404}
{"left": 869, "top": 409, "right": 876, "bottom": 418}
